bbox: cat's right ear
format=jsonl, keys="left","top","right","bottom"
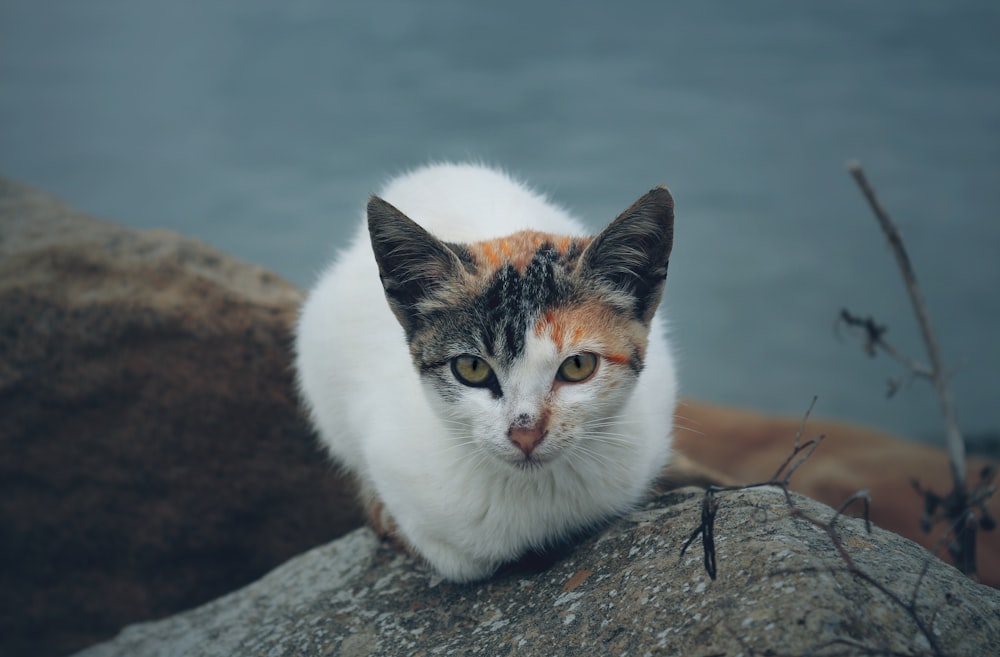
{"left": 367, "top": 196, "right": 465, "bottom": 333}
{"left": 579, "top": 186, "right": 674, "bottom": 324}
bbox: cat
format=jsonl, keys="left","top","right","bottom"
{"left": 294, "top": 163, "right": 677, "bottom": 582}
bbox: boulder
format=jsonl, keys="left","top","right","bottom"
{"left": 3, "top": 176, "right": 997, "bottom": 657}
{"left": 71, "top": 488, "right": 1000, "bottom": 657}
{"left": 0, "top": 178, "right": 362, "bottom": 657}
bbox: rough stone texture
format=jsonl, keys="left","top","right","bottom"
{"left": 0, "top": 178, "right": 363, "bottom": 657}
{"left": 73, "top": 488, "right": 1000, "bottom": 657}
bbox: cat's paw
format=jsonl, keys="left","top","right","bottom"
{"left": 365, "top": 498, "right": 413, "bottom": 553}
{"left": 427, "top": 552, "right": 498, "bottom": 583}
{"left": 413, "top": 536, "right": 500, "bottom": 582}
{"left": 366, "top": 497, "right": 498, "bottom": 581}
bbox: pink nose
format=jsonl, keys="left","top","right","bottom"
{"left": 508, "top": 425, "right": 547, "bottom": 456}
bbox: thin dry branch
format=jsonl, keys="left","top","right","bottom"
{"left": 912, "top": 465, "right": 997, "bottom": 573}
{"left": 841, "top": 161, "right": 992, "bottom": 578}
{"left": 837, "top": 309, "right": 934, "bottom": 382}
{"left": 845, "top": 161, "right": 967, "bottom": 491}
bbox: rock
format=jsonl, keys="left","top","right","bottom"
{"left": 0, "top": 178, "right": 363, "bottom": 657}
{"left": 4, "top": 176, "right": 998, "bottom": 657}
{"left": 71, "top": 488, "right": 1000, "bottom": 657}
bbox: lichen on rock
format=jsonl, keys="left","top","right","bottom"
{"left": 73, "top": 489, "right": 1000, "bottom": 657}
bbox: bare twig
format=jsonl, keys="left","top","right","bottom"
{"left": 846, "top": 161, "right": 967, "bottom": 492}
{"left": 680, "top": 490, "right": 719, "bottom": 579}
{"left": 769, "top": 396, "right": 821, "bottom": 481}
{"left": 843, "top": 161, "right": 991, "bottom": 578}
{"left": 830, "top": 488, "right": 872, "bottom": 533}
{"left": 912, "top": 465, "right": 997, "bottom": 574}
{"left": 837, "top": 309, "right": 934, "bottom": 381}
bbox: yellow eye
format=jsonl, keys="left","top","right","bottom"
{"left": 451, "top": 355, "right": 495, "bottom": 387}
{"left": 557, "top": 353, "right": 598, "bottom": 383}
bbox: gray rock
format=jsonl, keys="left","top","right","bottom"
{"left": 73, "top": 488, "right": 1000, "bottom": 657}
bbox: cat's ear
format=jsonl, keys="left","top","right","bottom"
{"left": 367, "top": 195, "right": 465, "bottom": 333}
{"left": 579, "top": 186, "right": 674, "bottom": 324}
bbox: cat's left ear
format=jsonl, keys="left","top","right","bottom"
{"left": 367, "top": 196, "right": 466, "bottom": 334}
{"left": 578, "top": 186, "right": 674, "bottom": 324}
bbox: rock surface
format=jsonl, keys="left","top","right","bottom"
{"left": 73, "top": 488, "right": 1000, "bottom": 657}
{"left": 0, "top": 178, "right": 362, "bottom": 657}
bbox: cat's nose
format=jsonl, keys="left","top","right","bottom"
{"left": 508, "top": 424, "right": 547, "bottom": 456}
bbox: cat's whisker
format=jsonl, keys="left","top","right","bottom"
{"left": 581, "top": 419, "right": 643, "bottom": 432}
{"left": 438, "top": 440, "right": 479, "bottom": 455}
{"left": 580, "top": 421, "right": 642, "bottom": 432}
{"left": 583, "top": 410, "right": 675, "bottom": 425}
{"left": 585, "top": 436, "right": 637, "bottom": 447}
{"left": 581, "top": 429, "right": 638, "bottom": 442}
{"left": 672, "top": 423, "right": 706, "bottom": 437}
{"left": 565, "top": 443, "right": 621, "bottom": 472}
{"left": 672, "top": 413, "right": 705, "bottom": 427}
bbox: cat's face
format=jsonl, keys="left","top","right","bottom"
{"left": 368, "top": 189, "right": 674, "bottom": 469}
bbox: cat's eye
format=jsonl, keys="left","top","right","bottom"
{"left": 451, "top": 355, "right": 495, "bottom": 387}
{"left": 557, "top": 353, "right": 598, "bottom": 383}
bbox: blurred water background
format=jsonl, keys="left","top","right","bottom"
{"left": 2, "top": 0, "right": 998, "bottom": 446}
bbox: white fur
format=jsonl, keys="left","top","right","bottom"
{"left": 295, "top": 163, "right": 677, "bottom": 581}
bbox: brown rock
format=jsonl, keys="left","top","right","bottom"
{"left": 674, "top": 399, "right": 1000, "bottom": 587}
{"left": 0, "top": 178, "right": 363, "bottom": 657}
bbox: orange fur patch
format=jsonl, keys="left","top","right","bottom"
{"left": 533, "top": 303, "right": 646, "bottom": 364}
{"left": 479, "top": 241, "right": 501, "bottom": 268}
{"left": 467, "top": 231, "right": 589, "bottom": 274}
{"left": 461, "top": 230, "right": 647, "bottom": 368}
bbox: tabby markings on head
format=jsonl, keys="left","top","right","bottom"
{"left": 459, "top": 232, "right": 589, "bottom": 361}
{"left": 442, "top": 231, "right": 645, "bottom": 376}
{"left": 366, "top": 186, "right": 674, "bottom": 392}
{"left": 465, "top": 231, "right": 584, "bottom": 274}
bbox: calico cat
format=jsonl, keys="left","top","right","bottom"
{"left": 294, "top": 163, "right": 676, "bottom": 581}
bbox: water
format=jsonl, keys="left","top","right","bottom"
{"left": 2, "top": 0, "right": 998, "bottom": 443}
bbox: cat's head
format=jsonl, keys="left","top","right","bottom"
{"left": 367, "top": 188, "right": 674, "bottom": 469}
